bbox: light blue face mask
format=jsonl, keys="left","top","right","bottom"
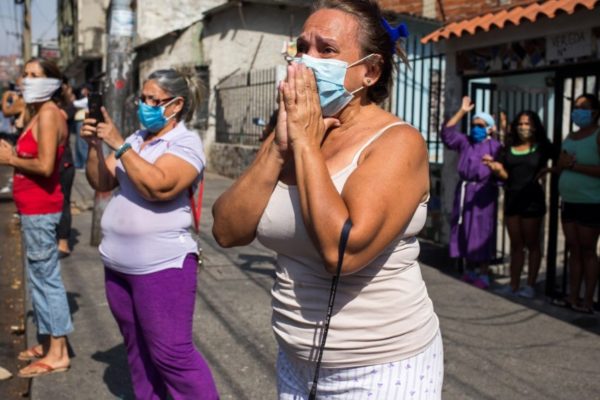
{"left": 294, "top": 53, "right": 374, "bottom": 117}
{"left": 137, "top": 98, "right": 178, "bottom": 133}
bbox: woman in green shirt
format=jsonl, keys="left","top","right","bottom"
{"left": 544, "top": 94, "right": 600, "bottom": 314}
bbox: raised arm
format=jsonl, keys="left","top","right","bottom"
{"left": 84, "top": 108, "right": 201, "bottom": 199}
{"left": 212, "top": 134, "right": 286, "bottom": 247}
{"left": 282, "top": 64, "right": 429, "bottom": 275}
{"left": 81, "top": 116, "right": 118, "bottom": 192}
{"left": 2, "top": 91, "right": 25, "bottom": 117}
{"left": 441, "top": 96, "right": 474, "bottom": 151}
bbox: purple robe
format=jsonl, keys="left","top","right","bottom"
{"left": 441, "top": 125, "right": 502, "bottom": 263}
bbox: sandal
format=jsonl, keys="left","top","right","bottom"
{"left": 17, "top": 346, "right": 44, "bottom": 361}
{"left": 572, "top": 304, "right": 596, "bottom": 315}
{"left": 550, "top": 297, "right": 571, "bottom": 308}
{"left": 17, "top": 361, "right": 70, "bottom": 378}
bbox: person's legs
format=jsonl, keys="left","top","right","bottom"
{"left": 506, "top": 216, "right": 525, "bottom": 291}
{"left": 74, "top": 121, "right": 88, "bottom": 169}
{"left": 562, "top": 220, "right": 582, "bottom": 306}
{"left": 132, "top": 254, "right": 218, "bottom": 400}
{"left": 105, "top": 268, "right": 167, "bottom": 400}
{"left": 57, "top": 165, "right": 75, "bottom": 255}
{"left": 19, "top": 213, "right": 72, "bottom": 375}
{"left": 522, "top": 217, "right": 543, "bottom": 288}
{"left": 574, "top": 223, "right": 600, "bottom": 310}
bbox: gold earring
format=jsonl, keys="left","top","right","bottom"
{"left": 366, "top": 79, "right": 372, "bottom": 86}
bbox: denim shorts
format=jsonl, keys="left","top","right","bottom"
{"left": 21, "top": 213, "right": 73, "bottom": 336}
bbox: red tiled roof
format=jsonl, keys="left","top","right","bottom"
{"left": 421, "top": 0, "right": 599, "bottom": 43}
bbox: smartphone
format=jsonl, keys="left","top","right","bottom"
{"left": 88, "top": 92, "right": 104, "bottom": 124}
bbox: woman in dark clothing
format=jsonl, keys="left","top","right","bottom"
{"left": 483, "top": 111, "right": 558, "bottom": 298}
{"left": 57, "top": 81, "right": 76, "bottom": 257}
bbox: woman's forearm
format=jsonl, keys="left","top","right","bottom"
{"left": 293, "top": 142, "right": 349, "bottom": 270}
{"left": 446, "top": 109, "right": 466, "bottom": 128}
{"left": 571, "top": 163, "right": 600, "bottom": 178}
{"left": 9, "top": 155, "right": 55, "bottom": 177}
{"left": 118, "top": 150, "right": 174, "bottom": 200}
{"left": 85, "top": 143, "right": 116, "bottom": 191}
{"left": 212, "top": 140, "right": 285, "bottom": 247}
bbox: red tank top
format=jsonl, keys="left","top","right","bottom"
{"left": 13, "top": 119, "right": 66, "bottom": 215}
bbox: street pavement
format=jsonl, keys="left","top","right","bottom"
{"left": 20, "top": 170, "right": 600, "bottom": 400}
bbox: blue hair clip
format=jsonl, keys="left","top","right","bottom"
{"left": 381, "top": 18, "right": 409, "bottom": 53}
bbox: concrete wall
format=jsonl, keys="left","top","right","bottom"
{"left": 57, "top": 0, "right": 108, "bottom": 83}
{"left": 136, "top": 0, "right": 225, "bottom": 46}
{"left": 209, "top": 143, "right": 260, "bottom": 179}
{"left": 77, "top": 0, "right": 109, "bottom": 58}
{"left": 136, "top": 22, "right": 204, "bottom": 81}
{"left": 202, "top": 3, "right": 310, "bottom": 176}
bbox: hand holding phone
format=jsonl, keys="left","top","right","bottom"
{"left": 88, "top": 92, "right": 104, "bottom": 125}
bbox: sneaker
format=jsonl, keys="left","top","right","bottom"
{"left": 461, "top": 271, "right": 478, "bottom": 284}
{"left": 0, "top": 365, "right": 11, "bottom": 380}
{"left": 517, "top": 285, "right": 535, "bottom": 299}
{"left": 473, "top": 274, "right": 490, "bottom": 289}
{"left": 495, "top": 284, "right": 517, "bottom": 296}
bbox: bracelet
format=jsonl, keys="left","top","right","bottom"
{"left": 115, "top": 142, "right": 132, "bottom": 159}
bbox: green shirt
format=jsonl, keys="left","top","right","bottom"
{"left": 559, "top": 128, "right": 600, "bottom": 203}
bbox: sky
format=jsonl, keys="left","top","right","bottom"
{"left": 0, "top": 0, "right": 58, "bottom": 56}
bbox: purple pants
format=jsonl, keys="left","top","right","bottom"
{"left": 105, "top": 254, "right": 218, "bottom": 400}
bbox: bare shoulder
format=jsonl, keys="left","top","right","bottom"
{"left": 38, "top": 103, "right": 64, "bottom": 123}
{"left": 363, "top": 118, "right": 427, "bottom": 161}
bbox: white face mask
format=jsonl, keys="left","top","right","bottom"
{"left": 22, "top": 77, "right": 62, "bottom": 104}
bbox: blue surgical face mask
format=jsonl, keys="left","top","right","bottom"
{"left": 137, "top": 98, "right": 178, "bottom": 133}
{"left": 294, "top": 53, "right": 374, "bottom": 117}
{"left": 571, "top": 109, "right": 594, "bottom": 128}
{"left": 470, "top": 126, "right": 488, "bottom": 143}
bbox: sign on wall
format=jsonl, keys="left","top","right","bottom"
{"left": 546, "top": 30, "right": 593, "bottom": 62}
{"left": 457, "top": 29, "right": 599, "bottom": 75}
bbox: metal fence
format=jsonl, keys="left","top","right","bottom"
{"left": 391, "top": 36, "right": 445, "bottom": 164}
{"left": 215, "top": 67, "right": 278, "bottom": 146}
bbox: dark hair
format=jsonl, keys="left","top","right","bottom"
{"left": 24, "top": 57, "right": 69, "bottom": 108}
{"left": 314, "top": 0, "right": 408, "bottom": 104}
{"left": 146, "top": 68, "right": 204, "bottom": 123}
{"left": 574, "top": 93, "right": 600, "bottom": 123}
{"left": 25, "top": 57, "right": 62, "bottom": 80}
{"left": 507, "top": 111, "right": 548, "bottom": 147}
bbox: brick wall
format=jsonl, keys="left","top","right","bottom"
{"left": 378, "top": 0, "right": 540, "bottom": 21}
{"left": 378, "top": 0, "right": 424, "bottom": 16}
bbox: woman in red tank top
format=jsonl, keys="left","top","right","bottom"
{"left": 0, "top": 58, "right": 72, "bottom": 378}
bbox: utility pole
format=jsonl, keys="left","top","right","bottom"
{"left": 22, "top": 0, "right": 32, "bottom": 60}
{"left": 90, "top": 0, "right": 136, "bottom": 246}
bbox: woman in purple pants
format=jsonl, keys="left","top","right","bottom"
{"left": 81, "top": 69, "right": 218, "bottom": 400}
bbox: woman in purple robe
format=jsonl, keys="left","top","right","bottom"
{"left": 441, "top": 96, "right": 502, "bottom": 289}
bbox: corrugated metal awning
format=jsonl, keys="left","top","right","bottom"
{"left": 421, "top": 0, "right": 599, "bottom": 43}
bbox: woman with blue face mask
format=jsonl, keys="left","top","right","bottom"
{"left": 80, "top": 69, "right": 218, "bottom": 399}
{"left": 441, "top": 96, "right": 502, "bottom": 290}
{"left": 541, "top": 93, "right": 600, "bottom": 314}
{"left": 213, "top": 1, "right": 442, "bottom": 398}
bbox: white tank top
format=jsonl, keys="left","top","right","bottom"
{"left": 256, "top": 122, "right": 439, "bottom": 368}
